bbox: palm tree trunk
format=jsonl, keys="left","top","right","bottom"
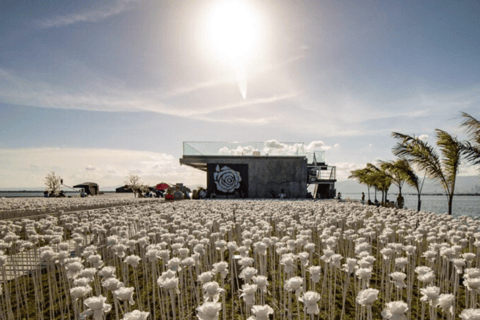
{"left": 448, "top": 194, "right": 454, "bottom": 215}
{"left": 367, "top": 186, "right": 371, "bottom": 200}
{"left": 417, "top": 193, "right": 421, "bottom": 211}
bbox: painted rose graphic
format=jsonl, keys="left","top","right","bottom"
{"left": 214, "top": 165, "right": 242, "bottom": 193}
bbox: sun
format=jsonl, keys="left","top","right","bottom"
{"left": 206, "top": 0, "right": 262, "bottom": 67}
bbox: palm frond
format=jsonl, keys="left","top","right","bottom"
{"left": 366, "top": 163, "right": 381, "bottom": 172}
{"left": 436, "top": 129, "right": 462, "bottom": 190}
{"left": 461, "top": 112, "right": 480, "bottom": 145}
{"left": 461, "top": 141, "right": 480, "bottom": 166}
{"left": 391, "top": 132, "right": 448, "bottom": 191}
{"left": 378, "top": 160, "right": 405, "bottom": 189}
{"left": 401, "top": 160, "right": 420, "bottom": 191}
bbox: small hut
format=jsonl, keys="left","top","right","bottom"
{"left": 116, "top": 186, "right": 133, "bottom": 193}
{"left": 73, "top": 182, "right": 99, "bottom": 195}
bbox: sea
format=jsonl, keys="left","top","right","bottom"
{"left": 343, "top": 193, "right": 480, "bottom": 219}
{"left": 0, "top": 191, "right": 479, "bottom": 219}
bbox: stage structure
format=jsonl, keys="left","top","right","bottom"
{"left": 180, "top": 142, "right": 336, "bottom": 199}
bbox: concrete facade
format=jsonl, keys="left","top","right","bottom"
{"left": 180, "top": 156, "right": 307, "bottom": 198}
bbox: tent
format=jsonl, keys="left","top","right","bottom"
{"left": 73, "top": 182, "right": 99, "bottom": 195}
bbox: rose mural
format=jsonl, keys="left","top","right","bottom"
{"left": 213, "top": 165, "right": 242, "bottom": 193}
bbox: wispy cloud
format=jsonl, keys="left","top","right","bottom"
{"left": 0, "top": 67, "right": 301, "bottom": 125}
{"left": 37, "top": 0, "right": 144, "bottom": 28}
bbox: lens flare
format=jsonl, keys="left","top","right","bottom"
{"left": 205, "top": 0, "right": 262, "bottom": 99}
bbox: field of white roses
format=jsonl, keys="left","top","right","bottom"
{"left": 0, "top": 194, "right": 156, "bottom": 220}
{"left": 1, "top": 199, "right": 480, "bottom": 320}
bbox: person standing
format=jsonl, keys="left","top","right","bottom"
{"left": 396, "top": 194, "right": 404, "bottom": 209}
{"left": 278, "top": 189, "right": 286, "bottom": 199}
{"left": 361, "top": 192, "right": 365, "bottom": 204}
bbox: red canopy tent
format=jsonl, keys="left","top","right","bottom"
{"left": 156, "top": 183, "right": 170, "bottom": 191}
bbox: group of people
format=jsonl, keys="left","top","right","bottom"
{"left": 360, "top": 192, "right": 405, "bottom": 208}
{"left": 270, "top": 189, "right": 287, "bottom": 199}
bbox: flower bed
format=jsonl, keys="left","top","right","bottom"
{"left": 0, "top": 194, "right": 157, "bottom": 220}
{"left": 0, "top": 200, "right": 479, "bottom": 319}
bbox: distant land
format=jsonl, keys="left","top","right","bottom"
{"left": 0, "top": 184, "right": 207, "bottom": 192}
{"left": 335, "top": 175, "right": 480, "bottom": 195}
{"left": 1, "top": 176, "right": 478, "bottom": 195}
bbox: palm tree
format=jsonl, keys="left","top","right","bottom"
{"left": 460, "top": 112, "right": 480, "bottom": 166}
{"left": 392, "top": 130, "right": 463, "bottom": 215}
{"left": 366, "top": 163, "right": 392, "bottom": 204}
{"left": 379, "top": 159, "right": 407, "bottom": 195}
{"left": 349, "top": 168, "right": 374, "bottom": 201}
{"left": 380, "top": 159, "right": 426, "bottom": 211}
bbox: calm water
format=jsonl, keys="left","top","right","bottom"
{"left": 344, "top": 193, "right": 480, "bottom": 218}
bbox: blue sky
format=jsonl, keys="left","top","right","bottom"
{"left": 1, "top": 0, "right": 479, "bottom": 189}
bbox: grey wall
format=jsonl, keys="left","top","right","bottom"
{"left": 184, "top": 156, "right": 307, "bottom": 198}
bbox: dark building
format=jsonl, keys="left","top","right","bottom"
{"left": 115, "top": 186, "right": 133, "bottom": 193}
{"left": 180, "top": 142, "right": 336, "bottom": 199}
{"left": 73, "top": 182, "right": 99, "bottom": 195}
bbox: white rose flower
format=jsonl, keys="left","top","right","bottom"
{"left": 203, "top": 281, "right": 225, "bottom": 302}
{"left": 102, "top": 278, "right": 124, "bottom": 292}
{"left": 342, "top": 258, "right": 357, "bottom": 274}
{"left": 308, "top": 266, "right": 322, "bottom": 283}
{"left": 70, "top": 285, "right": 92, "bottom": 301}
{"left": 81, "top": 295, "right": 112, "bottom": 320}
{"left": 418, "top": 271, "right": 435, "bottom": 284}
{"left": 73, "top": 277, "right": 92, "bottom": 287}
{"left": 381, "top": 301, "right": 408, "bottom": 320}
{"left": 390, "top": 272, "right": 407, "bottom": 289}
{"left": 459, "top": 308, "right": 480, "bottom": 320}
{"left": 436, "top": 294, "right": 455, "bottom": 315}
{"left": 196, "top": 302, "right": 222, "bottom": 320}
{"left": 198, "top": 272, "right": 214, "bottom": 284}
{"left": 239, "top": 267, "right": 258, "bottom": 283}
{"left": 240, "top": 284, "right": 257, "bottom": 305}
{"left": 356, "top": 288, "right": 379, "bottom": 306}
{"left": 124, "top": 255, "right": 141, "bottom": 268}
{"left": 157, "top": 276, "right": 179, "bottom": 293}
{"left": 420, "top": 286, "right": 440, "bottom": 306}
{"left": 251, "top": 304, "right": 274, "bottom": 320}
{"left": 121, "top": 310, "right": 150, "bottom": 320}
{"left": 299, "top": 291, "right": 321, "bottom": 315}
{"left": 252, "top": 275, "right": 268, "bottom": 293}
{"left": 284, "top": 276, "right": 303, "bottom": 297}
{"left": 212, "top": 261, "right": 229, "bottom": 279}
{"left": 98, "top": 266, "right": 116, "bottom": 279}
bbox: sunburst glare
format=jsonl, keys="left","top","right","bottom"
{"left": 204, "top": 0, "right": 263, "bottom": 99}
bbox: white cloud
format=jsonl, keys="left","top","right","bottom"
{"left": 419, "top": 134, "right": 429, "bottom": 141}
{"left": 218, "top": 146, "right": 257, "bottom": 156}
{"left": 332, "top": 162, "right": 363, "bottom": 181}
{"left": 0, "top": 148, "right": 205, "bottom": 189}
{"left": 37, "top": 0, "right": 144, "bottom": 28}
{"left": 213, "top": 140, "right": 336, "bottom": 157}
{"left": 306, "top": 141, "right": 325, "bottom": 150}
{"left": 459, "top": 164, "right": 480, "bottom": 177}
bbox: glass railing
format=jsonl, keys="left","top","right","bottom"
{"left": 183, "top": 141, "right": 327, "bottom": 162}
{"left": 306, "top": 151, "right": 326, "bottom": 164}
{"left": 183, "top": 141, "right": 308, "bottom": 156}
